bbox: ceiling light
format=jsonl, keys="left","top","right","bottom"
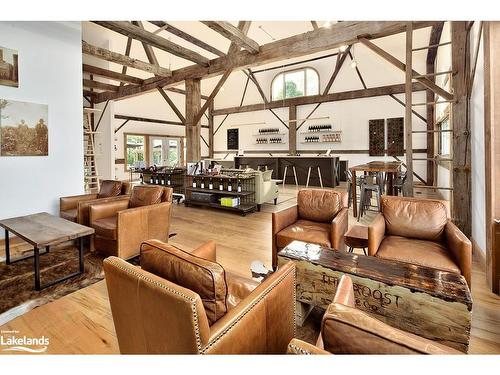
{"left": 322, "top": 21, "right": 332, "bottom": 29}
{"left": 339, "top": 45, "right": 348, "bottom": 52}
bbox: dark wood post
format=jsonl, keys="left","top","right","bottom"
{"left": 185, "top": 78, "right": 201, "bottom": 162}
{"left": 289, "top": 105, "right": 297, "bottom": 154}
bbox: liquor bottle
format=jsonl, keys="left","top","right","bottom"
{"left": 192, "top": 177, "right": 197, "bottom": 188}
{"left": 167, "top": 174, "right": 171, "bottom": 185}
{"left": 209, "top": 178, "right": 213, "bottom": 190}
{"left": 201, "top": 177, "right": 205, "bottom": 189}
{"left": 237, "top": 179, "right": 242, "bottom": 193}
{"left": 227, "top": 178, "right": 232, "bottom": 192}
{"left": 219, "top": 178, "right": 224, "bottom": 191}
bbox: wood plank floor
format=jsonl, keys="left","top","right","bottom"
{"left": 1, "top": 185, "right": 499, "bottom": 354}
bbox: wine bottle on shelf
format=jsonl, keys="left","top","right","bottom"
{"left": 209, "top": 178, "right": 213, "bottom": 190}
{"left": 201, "top": 177, "right": 205, "bottom": 189}
{"left": 237, "top": 179, "right": 242, "bottom": 193}
{"left": 167, "top": 174, "right": 171, "bottom": 186}
{"left": 192, "top": 177, "right": 197, "bottom": 188}
{"left": 227, "top": 178, "right": 232, "bottom": 192}
{"left": 219, "top": 178, "right": 224, "bottom": 191}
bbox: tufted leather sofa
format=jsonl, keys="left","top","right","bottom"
{"left": 287, "top": 275, "right": 461, "bottom": 354}
{"left": 103, "top": 239, "right": 296, "bottom": 354}
{"left": 60, "top": 180, "right": 131, "bottom": 225}
{"left": 271, "top": 189, "right": 349, "bottom": 270}
{"left": 89, "top": 185, "right": 172, "bottom": 259}
{"left": 368, "top": 195, "right": 472, "bottom": 287}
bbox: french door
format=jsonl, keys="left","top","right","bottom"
{"left": 149, "top": 137, "right": 181, "bottom": 167}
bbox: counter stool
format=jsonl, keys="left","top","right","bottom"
{"left": 257, "top": 164, "right": 268, "bottom": 171}
{"left": 282, "top": 164, "right": 298, "bottom": 187}
{"left": 345, "top": 170, "right": 362, "bottom": 208}
{"left": 393, "top": 171, "right": 407, "bottom": 196}
{"left": 306, "top": 166, "right": 323, "bottom": 188}
{"left": 357, "top": 176, "right": 382, "bottom": 222}
{"left": 344, "top": 225, "right": 368, "bottom": 256}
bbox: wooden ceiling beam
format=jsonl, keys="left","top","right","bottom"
{"left": 201, "top": 21, "right": 260, "bottom": 54}
{"left": 93, "top": 21, "right": 210, "bottom": 66}
{"left": 311, "top": 21, "right": 319, "bottom": 30}
{"left": 323, "top": 45, "right": 351, "bottom": 95}
{"left": 82, "top": 40, "right": 172, "bottom": 77}
{"left": 83, "top": 78, "right": 120, "bottom": 92}
{"left": 212, "top": 82, "right": 426, "bottom": 116}
{"left": 83, "top": 64, "right": 144, "bottom": 85}
{"left": 426, "top": 22, "right": 444, "bottom": 66}
{"left": 359, "top": 37, "right": 454, "bottom": 100}
{"left": 157, "top": 87, "right": 186, "bottom": 123}
{"left": 94, "top": 21, "right": 438, "bottom": 103}
{"left": 115, "top": 114, "right": 184, "bottom": 126}
{"left": 149, "top": 21, "right": 226, "bottom": 57}
{"left": 120, "top": 37, "right": 133, "bottom": 86}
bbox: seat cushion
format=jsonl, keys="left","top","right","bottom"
{"left": 92, "top": 216, "right": 118, "bottom": 240}
{"left": 276, "top": 219, "right": 331, "bottom": 249}
{"left": 140, "top": 240, "right": 228, "bottom": 325}
{"left": 381, "top": 196, "right": 449, "bottom": 241}
{"left": 225, "top": 271, "right": 259, "bottom": 311}
{"left": 60, "top": 208, "right": 77, "bottom": 222}
{"left": 297, "top": 189, "right": 344, "bottom": 222}
{"left": 376, "top": 236, "right": 460, "bottom": 274}
{"left": 98, "top": 180, "right": 122, "bottom": 198}
{"left": 129, "top": 186, "right": 164, "bottom": 208}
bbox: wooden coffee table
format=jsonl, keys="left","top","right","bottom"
{"left": 0, "top": 212, "right": 94, "bottom": 291}
{"left": 278, "top": 240, "right": 472, "bottom": 352}
{"left": 344, "top": 225, "right": 368, "bottom": 255}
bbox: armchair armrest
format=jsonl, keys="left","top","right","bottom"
{"left": 77, "top": 195, "right": 130, "bottom": 225}
{"left": 202, "top": 261, "right": 296, "bottom": 354}
{"left": 331, "top": 207, "right": 348, "bottom": 251}
{"left": 287, "top": 339, "right": 330, "bottom": 355}
{"left": 60, "top": 193, "right": 98, "bottom": 211}
{"left": 333, "top": 275, "right": 355, "bottom": 307}
{"left": 272, "top": 205, "right": 298, "bottom": 269}
{"left": 368, "top": 213, "right": 386, "bottom": 256}
{"left": 445, "top": 220, "right": 472, "bottom": 287}
{"left": 89, "top": 199, "right": 130, "bottom": 223}
{"left": 117, "top": 202, "right": 172, "bottom": 259}
{"left": 191, "top": 240, "right": 217, "bottom": 262}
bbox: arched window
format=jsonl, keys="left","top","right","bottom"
{"left": 271, "top": 67, "right": 319, "bottom": 100}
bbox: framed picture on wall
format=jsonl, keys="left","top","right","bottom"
{"left": 0, "top": 99, "right": 48, "bottom": 156}
{"left": 227, "top": 128, "right": 239, "bottom": 150}
{"left": 0, "top": 46, "right": 19, "bottom": 88}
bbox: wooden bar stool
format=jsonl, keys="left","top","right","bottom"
{"left": 282, "top": 164, "right": 298, "bottom": 187}
{"left": 306, "top": 166, "right": 323, "bottom": 188}
{"left": 344, "top": 225, "right": 368, "bottom": 256}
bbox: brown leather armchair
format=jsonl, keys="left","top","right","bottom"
{"left": 103, "top": 239, "right": 296, "bottom": 354}
{"left": 60, "top": 180, "right": 131, "bottom": 225}
{"left": 288, "top": 275, "right": 461, "bottom": 354}
{"left": 272, "top": 189, "right": 348, "bottom": 269}
{"left": 89, "top": 185, "right": 173, "bottom": 259}
{"left": 368, "top": 195, "right": 472, "bottom": 287}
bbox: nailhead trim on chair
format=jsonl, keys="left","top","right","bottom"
{"left": 200, "top": 264, "right": 296, "bottom": 354}
{"left": 105, "top": 258, "right": 204, "bottom": 352}
{"left": 287, "top": 343, "right": 312, "bottom": 355}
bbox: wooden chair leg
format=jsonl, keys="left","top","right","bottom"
{"left": 293, "top": 166, "right": 298, "bottom": 186}
{"left": 282, "top": 165, "right": 288, "bottom": 187}
{"left": 317, "top": 166, "right": 323, "bottom": 188}
{"left": 306, "top": 167, "right": 311, "bottom": 188}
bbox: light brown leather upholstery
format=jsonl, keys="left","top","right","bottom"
{"left": 129, "top": 185, "right": 166, "bottom": 208}
{"left": 287, "top": 338, "right": 330, "bottom": 355}
{"left": 290, "top": 275, "right": 461, "bottom": 355}
{"left": 89, "top": 186, "right": 172, "bottom": 259}
{"left": 368, "top": 196, "right": 472, "bottom": 286}
{"left": 59, "top": 180, "right": 131, "bottom": 225}
{"left": 272, "top": 189, "right": 348, "bottom": 269}
{"left": 103, "top": 240, "right": 296, "bottom": 354}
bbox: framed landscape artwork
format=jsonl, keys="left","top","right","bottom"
{"left": 0, "top": 99, "right": 48, "bottom": 156}
{"left": 0, "top": 46, "right": 19, "bottom": 88}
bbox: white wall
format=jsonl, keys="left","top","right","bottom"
{"left": 470, "top": 22, "right": 486, "bottom": 254}
{"left": 0, "top": 22, "right": 83, "bottom": 238}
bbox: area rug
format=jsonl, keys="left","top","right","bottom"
{"left": 294, "top": 307, "right": 323, "bottom": 344}
{"left": 0, "top": 244, "right": 107, "bottom": 325}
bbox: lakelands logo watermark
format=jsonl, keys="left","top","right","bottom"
{"left": 0, "top": 330, "right": 49, "bottom": 353}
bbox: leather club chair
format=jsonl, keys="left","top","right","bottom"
{"left": 89, "top": 185, "right": 173, "bottom": 259}
{"left": 287, "top": 275, "right": 461, "bottom": 354}
{"left": 272, "top": 189, "right": 349, "bottom": 270}
{"left": 103, "top": 239, "right": 296, "bottom": 354}
{"left": 368, "top": 195, "right": 472, "bottom": 287}
{"left": 60, "top": 180, "right": 131, "bottom": 225}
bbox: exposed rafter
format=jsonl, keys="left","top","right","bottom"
{"left": 310, "top": 21, "right": 319, "bottom": 30}
{"left": 83, "top": 64, "right": 144, "bottom": 85}
{"left": 92, "top": 21, "right": 210, "bottom": 66}
{"left": 201, "top": 21, "right": 260, "bottom": 54}
{"left": 157, "top": 87, "right": 186, "bottom": 123}
{"left": 192, "top": 69, "right": 232, "bottom": 126}
{"left": 93, "top": 21, "right": 437, "bottom": 103}
{"left": 323, "top": 45, "right": 351, "bottom": 95}
{"left": 82, "top": 40, "right": 172, "bottom": 77}
{"left": 120, "top": 37, "right": 133, "bottom": 86}
{"left": 149, "top": 21, "right": 226, "bottom": 57}
{"left": 359, "top": 37, "right": 454, "bottom": 101}
{"left": 83, "top": 79, "right": 119, "bottom": 92}
{"left": 426, "top": 22, "right": 444, "bottom": 66}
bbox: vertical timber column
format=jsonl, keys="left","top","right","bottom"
{"left": 426, "top": 64, "right": 436, "bottom": 186}
{"left": 208, "top": 101, "right": 214, "bottom": 159}
{"left": 289, "top": 105, "right": 297, "bottom": 154}
{"left": 403, "top": 22, "right": 414, "bottom": 197}
{"left": 185, "top": 78, "right": 201, "bottom": 163}
{"left": 451, "top": 21, "right": 471, "bottom": 237}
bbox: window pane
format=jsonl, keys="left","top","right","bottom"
{"left": 272, "top": 74, "right": 284, "bottom": 100}
{"left": 151, "top": 139, "right": 162, "bottom": 165}
{"left": 284, "top": 70, "right": 305, "bottom": 99}
{"left": 306, "top": 68, "right": 319, "bottom": 96}
{"left": 439, "top": 118, "right": 451, "bottom": 155}
{"left": 126, "top": 135, "right": 145, "bottom": 170}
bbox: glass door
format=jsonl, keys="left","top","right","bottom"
{"left": 149, "top": 136, "right": 180, "bottom": 167}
